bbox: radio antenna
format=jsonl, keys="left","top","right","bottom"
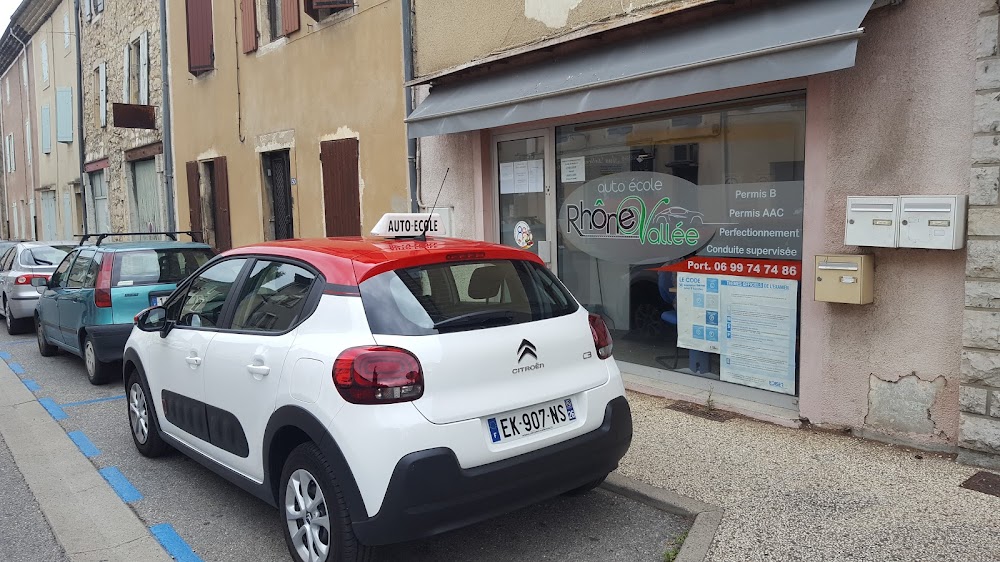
{"left": 418, "top": 167, "right": 449, "bottom": 241}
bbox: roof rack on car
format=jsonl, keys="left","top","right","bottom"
{"left": 76, "top": 231, "right": 204, "bottom": 246}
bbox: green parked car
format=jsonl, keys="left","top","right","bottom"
{"left": 34, "top": 234, "right": 215, "bottom": 384}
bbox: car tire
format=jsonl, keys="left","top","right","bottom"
{"left": 84, "top": 334, "right": 117, "bottom": 385}
{"left": 126, "top": 368, "right": 169, "bottom": 458}
{"left": 564, "top": 472, "right": 609, "bottom": 496}
{"left": 4, "top": 299, "right": 29, "bottom": 335}
{"left": 35, "top": 315, "right": 57, "bottom": 357}
{"left": 280, "top": 443, "right": 370, "bottom": 562}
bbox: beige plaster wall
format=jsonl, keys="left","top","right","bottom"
{"left": 168, "top": 0, "right": 409, "bottom": 247}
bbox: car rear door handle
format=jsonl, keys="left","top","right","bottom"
{"left": 247, "top": 365, "right": 270, "bottom": 377}
{"left": 185, "top": 356, "right": 202, "bottom": 366}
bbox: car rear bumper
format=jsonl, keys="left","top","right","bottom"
{"left": 351, "top": 395, "right": 632, "bottom": 546}
{"left": 86, "top": 323, "right": 134, "bottom": 362}
{"left": 7, "top": 295, "right": 39, "bottom": 319}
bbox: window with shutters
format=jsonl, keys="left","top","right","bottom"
{"left": 186, "top": 158, "right": 232, "bottom": 252}
{"left": 56, "top": 88, "right": 73, "bottom": 143}
{"left": 186, "top": 0, "right": 215, "bottom": 75}
{"left": 305, "top": 0, "right": 354, "bottom": 21}
{"left": 129, "top": 38, "right": 140, "bottom": 103}
{"left": 63, "top": 12, "right": 71, "bottom": 49}
{"left": 40, "top": 40, "right": 49, "bottom": 86}
{"left": 41, "top": 105, "right": 51, "bottom": 154}
{"left": 260, "top": 0, "right": 300, "bottom": 44}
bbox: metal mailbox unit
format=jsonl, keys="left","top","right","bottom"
{"left": 814, "top": 255, "right": 874, "bottom": 305}
{"left": 844, "top": 196, "right": 899, "bottom": 248}
{"left": 897, "top": 195, "right": 967, "bottom": 250}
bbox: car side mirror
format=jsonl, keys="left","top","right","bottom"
{"left": 135, "top": 306, "right": 169, "bottom": 335}
{"left": 31, "top": 277, "right": 48, "bottom": 295}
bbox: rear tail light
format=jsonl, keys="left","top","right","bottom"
{"left": 15, "top": 274, "right": 49, "bottom": 285}
{"left": 588, "top": 313, "right": 614, "bottom": 360}
{"left": 94, "top": 254, "right": 114, "bottom": 308}
{"left": 333, "top": 346, "right": 424, "bottom": 404}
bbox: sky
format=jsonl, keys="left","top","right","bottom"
{"left": 0, "top": 0, "right": 17, "bottom": 35}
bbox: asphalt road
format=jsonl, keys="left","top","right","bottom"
{"left": 0, "top": 329, "right": 688, "bottom": 562}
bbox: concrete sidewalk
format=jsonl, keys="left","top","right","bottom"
{"left": 620, "top": 391, "right": 1000, "bottom": 562}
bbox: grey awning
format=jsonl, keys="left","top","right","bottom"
{"left": 407, "top": 0, "right": 873, "bottom": 138}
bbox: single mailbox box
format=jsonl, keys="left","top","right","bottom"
{"left": 897, "top": 195, "right": 967, "bottom": 250}
{"left": 815, "top": 254, "right": 874, "bottom": 305}
{"left": 844, "top": 196, "right": 899, "bottom": 248}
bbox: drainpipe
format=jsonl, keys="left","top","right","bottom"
{"left": 11, "top": 30, "right": 31, "bottom": 240}
{"left": 73, "top": 0, "right": 89, "bottom": 234}
{"left": 159, "top": 0, "right": 176, "bottom": 230}
{"left": 401, "top": 0, "right": 417, "bottom": 212}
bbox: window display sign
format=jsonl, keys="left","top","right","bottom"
{"left": 719, "top": 278, "right": 798, "bottom": 395}
{"left": 676, "top": 273, "right": 721, "bottom": 353}
{"left": 660, "top": 256, "right": 802, "bottom": 280}
{"left": 558, "top": 171, "right": 803, "bottom": 265}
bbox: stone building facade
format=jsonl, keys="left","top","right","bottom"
{"left": 961, "top": 0, "right": 1000, "bottom": 470}
{"left": 78, "top": 0, "right": 169, "bottom": 235}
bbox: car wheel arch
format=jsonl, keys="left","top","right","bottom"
{"left": 263, "top": 405, "right": 368, "bottom": 523}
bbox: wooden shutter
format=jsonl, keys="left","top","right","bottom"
{"left": 320, "top": 139, "right": 361, "bottom": 237}
{"left": 98, "top": 62, "right": 106, "bottom": 127}
{"left": 240, "top": 0, "right": 257, "bottom": 54}
{"left": 212, "top": 157, "right": 232, "bottom": 251}
{"left": 185, "top": 0, "right": 214, "bottom": 74}
{"left": 282, "top": 0, "right": 300, "bottom": 36}
{"left": 56, "top": 88, "right": 73, "bottom": 142}
{"left": 139, "top": 32, "right": 149, "bottom": 104}
{"left": 40, "top": 106, "right": 51, "bottom": 154}
{"left": 122, "top": 43, "right": 130, "bottom": 102}
{"left": 186, "top": 161, "right": 203, "bottom": 239}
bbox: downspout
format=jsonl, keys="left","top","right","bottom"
{"left": 402, "top": 0, "right": 417, "bottom": 211}
{"left": 159, "top": 0, "right": 176, "bottom": 230}
{"left": 11, "top": 30, "right": 31, "bottom": 240}
{"left": 73, "top": 0, "right": 88, "bottom": 234}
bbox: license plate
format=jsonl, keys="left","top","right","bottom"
{"left": 150, "top": 296, "right": 168, "bottom": 307}
{"left": 486, "top": 398, "right": 577, "bottom": 444}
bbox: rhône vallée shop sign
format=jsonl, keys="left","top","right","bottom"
{"left": 558, "top": 172, "right": 804, "bottom": 279}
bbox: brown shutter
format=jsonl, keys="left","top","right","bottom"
{"left": 185, "top": 161, "right": 203, "bottom": 240}
{"left": 305, "top": 0, "right": 353, "bottom": 21}
{"left": 241, "top": 0, "right": 258, "bottom": 54}
{"left": 185, "top": 0, "right": 214, "bottom": 74}
{"left": 212, "top": 157, "right": 233, "bottom": 251}
{"left": 282, "top": 0, "right": 300, "bottom": 36}
{"left": 320, "top": 139, "right": 361, "bottom": 237}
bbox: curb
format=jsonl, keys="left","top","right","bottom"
{"left": 602, "top": 472, "right": 723, "bottom": 562}
{"left": 0, "top": 361, "right": 171, "bottom": 561}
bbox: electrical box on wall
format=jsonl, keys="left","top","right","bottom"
{"left": 844, "top": 197, "right": 899, "bottom": 248}
{"left": 814, "top": 254, "right": 874, "bottom": 305}
{"left": 897, "top": 195, "right": 967, "bottom": 250}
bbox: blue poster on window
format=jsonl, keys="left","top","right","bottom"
{"left": 676, "top": 274, "right": 721, "bottom": 354}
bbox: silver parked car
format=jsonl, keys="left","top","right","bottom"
{"left": 0, "top": 242, "right": 77, "bottom": 334}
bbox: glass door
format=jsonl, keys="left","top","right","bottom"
{"left": 494, "top": 130, "right": 557, "bottom": 270}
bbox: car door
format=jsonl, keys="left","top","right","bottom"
{"left": 43, "top": 250, "right": 78, "bottom": 345}
{"left": 202, "top": 259, "right": 318, "bottom": 480}
{"left": 0, "top": 247, "right": 16, "bottom": 304}
{"left": 146, "top": 258, "right": 249, "bottom": 456}
{"left": 56, "top": 249, "right": 97, "bottom": 352}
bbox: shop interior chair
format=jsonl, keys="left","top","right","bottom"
{"left": 655, "top": 271, "right": 682, "bottom": 370}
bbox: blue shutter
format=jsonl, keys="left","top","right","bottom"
{"left": 41, "top": 105, "right": 51, "bottom": 154}
{"left": 56, "top": 88, "right": 73, "bottom": 143}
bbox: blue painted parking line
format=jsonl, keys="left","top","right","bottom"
{"left": 3, "top": 339, "right": 37, "bottom": 346}
{"left": 62, "top": 395, "right": 126, "bottom": 408}
{"left": 6, "top": 362, "right": 24, "bottom": 375}
{"left": 150, "top": 524, "right": 203, "bottom": 562}
{"left": 0, "top": 351, "right": 11, "bottom": 361}
{"left": 22, "top": 379, "right": 40, "bottom": 392}
{"left": 38, "top": 398, "right": 68, "bottom": 421}
{"left": 67, "top": 431, "right": 101, "bottom": 458}
{"left": 99, "top": 467, "right": 143, "bottom": 503}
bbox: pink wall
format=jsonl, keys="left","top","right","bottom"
{"left": 799, "top": 0, "right": 975, "bottom": 447}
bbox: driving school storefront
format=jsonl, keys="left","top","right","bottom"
{"left": 407, "top": 0, "right": 975, "bottom": 453}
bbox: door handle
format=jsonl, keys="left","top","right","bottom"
{"left": 185, "top": 356, "right": 202, "bottom": 366}
{"left": 247, "top": 365, "right": 270, "bottom": 377}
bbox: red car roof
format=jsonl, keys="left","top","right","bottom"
{"left": 221, "top": 237, "right": 545, "bottom": 286}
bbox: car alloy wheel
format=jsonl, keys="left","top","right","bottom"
{"left": 5, "top": 301, "right": 11, "bottom": 331}
{"left": 285, "top": 468, "right": 332, "bottom": 562}
{"left": 129, "top": 382, "right": 149, "bottom": 445}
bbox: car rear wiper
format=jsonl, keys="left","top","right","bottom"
{"left": 432, "top": 310, "right": 515, "bottom": 331}
{"left": 26, "top": 251, "right": 52, "bottom": 265}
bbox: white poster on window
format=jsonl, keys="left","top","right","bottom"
{"left": 561, "top": 156, "right": 586, "bottom": 183}
{"left": 513, "top": 161, "right": 529, "bottom": 193}
{"left": 499, "top": 162, "right": 515, "bottom": 194}
{"left": 527, "top": 159, "right": 545, "bottom": 193}
{"left": 676, "top": 273, "right": 721, "bottom": 354}
{"left": 720, "top": 278, "right": 798, "bottom": 395}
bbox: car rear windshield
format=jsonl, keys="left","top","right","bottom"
{"left": 112, "top": 248, "right": 215, "bottom": 287}
{"left": 359, "top": 259, "right": 579, "bottom": 336}
{"left": 20, "top": 244, "right": 74, "bottom": 267}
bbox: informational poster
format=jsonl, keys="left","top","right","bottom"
{"left": 561, "top": 156, "right": 586, "bottom": 183}
{"left": 499, "top": 163, "right": 515, "bottom": 194}
{"left": 719, "top": 278, "right": 798, "bottom": 395}
{"left": 513, "top": 161, "right": 529, "bottom": 193}
{"left": 526, "top": 159, "right": 544, "bottom": 193}
{"left": 675, "top": 273, "right": 721, "bottom": 353}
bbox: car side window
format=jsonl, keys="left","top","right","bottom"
{"left": 51, "top": 251, "right": 77, "bottom": 288}
{"left": 231, "top": 261, "right": 316, "bottom": 333}
{"left": 82, "top": 252, "right": 103, "bottom": 288}
{"left": 176, "top": 259, "right": 247, "bottom": 329}
{"left": 66, "top": 250, "right": 96, "bottom": 289}
{"left": 1, "top": 248, "right": 15, "bottom": 271}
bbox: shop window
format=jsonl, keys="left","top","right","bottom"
{"left": 552, "top": 95, "right": 806, "bottom": 395}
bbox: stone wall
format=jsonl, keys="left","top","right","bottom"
{"left": 961, "top": 0, "right": 1000, "bottom": 470}
{"left": 78, "top": 0, "right": 164, "bottom": 232}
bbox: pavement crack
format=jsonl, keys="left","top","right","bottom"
{"left": 69, "top": 534, "right": 147, "bottom": 555}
